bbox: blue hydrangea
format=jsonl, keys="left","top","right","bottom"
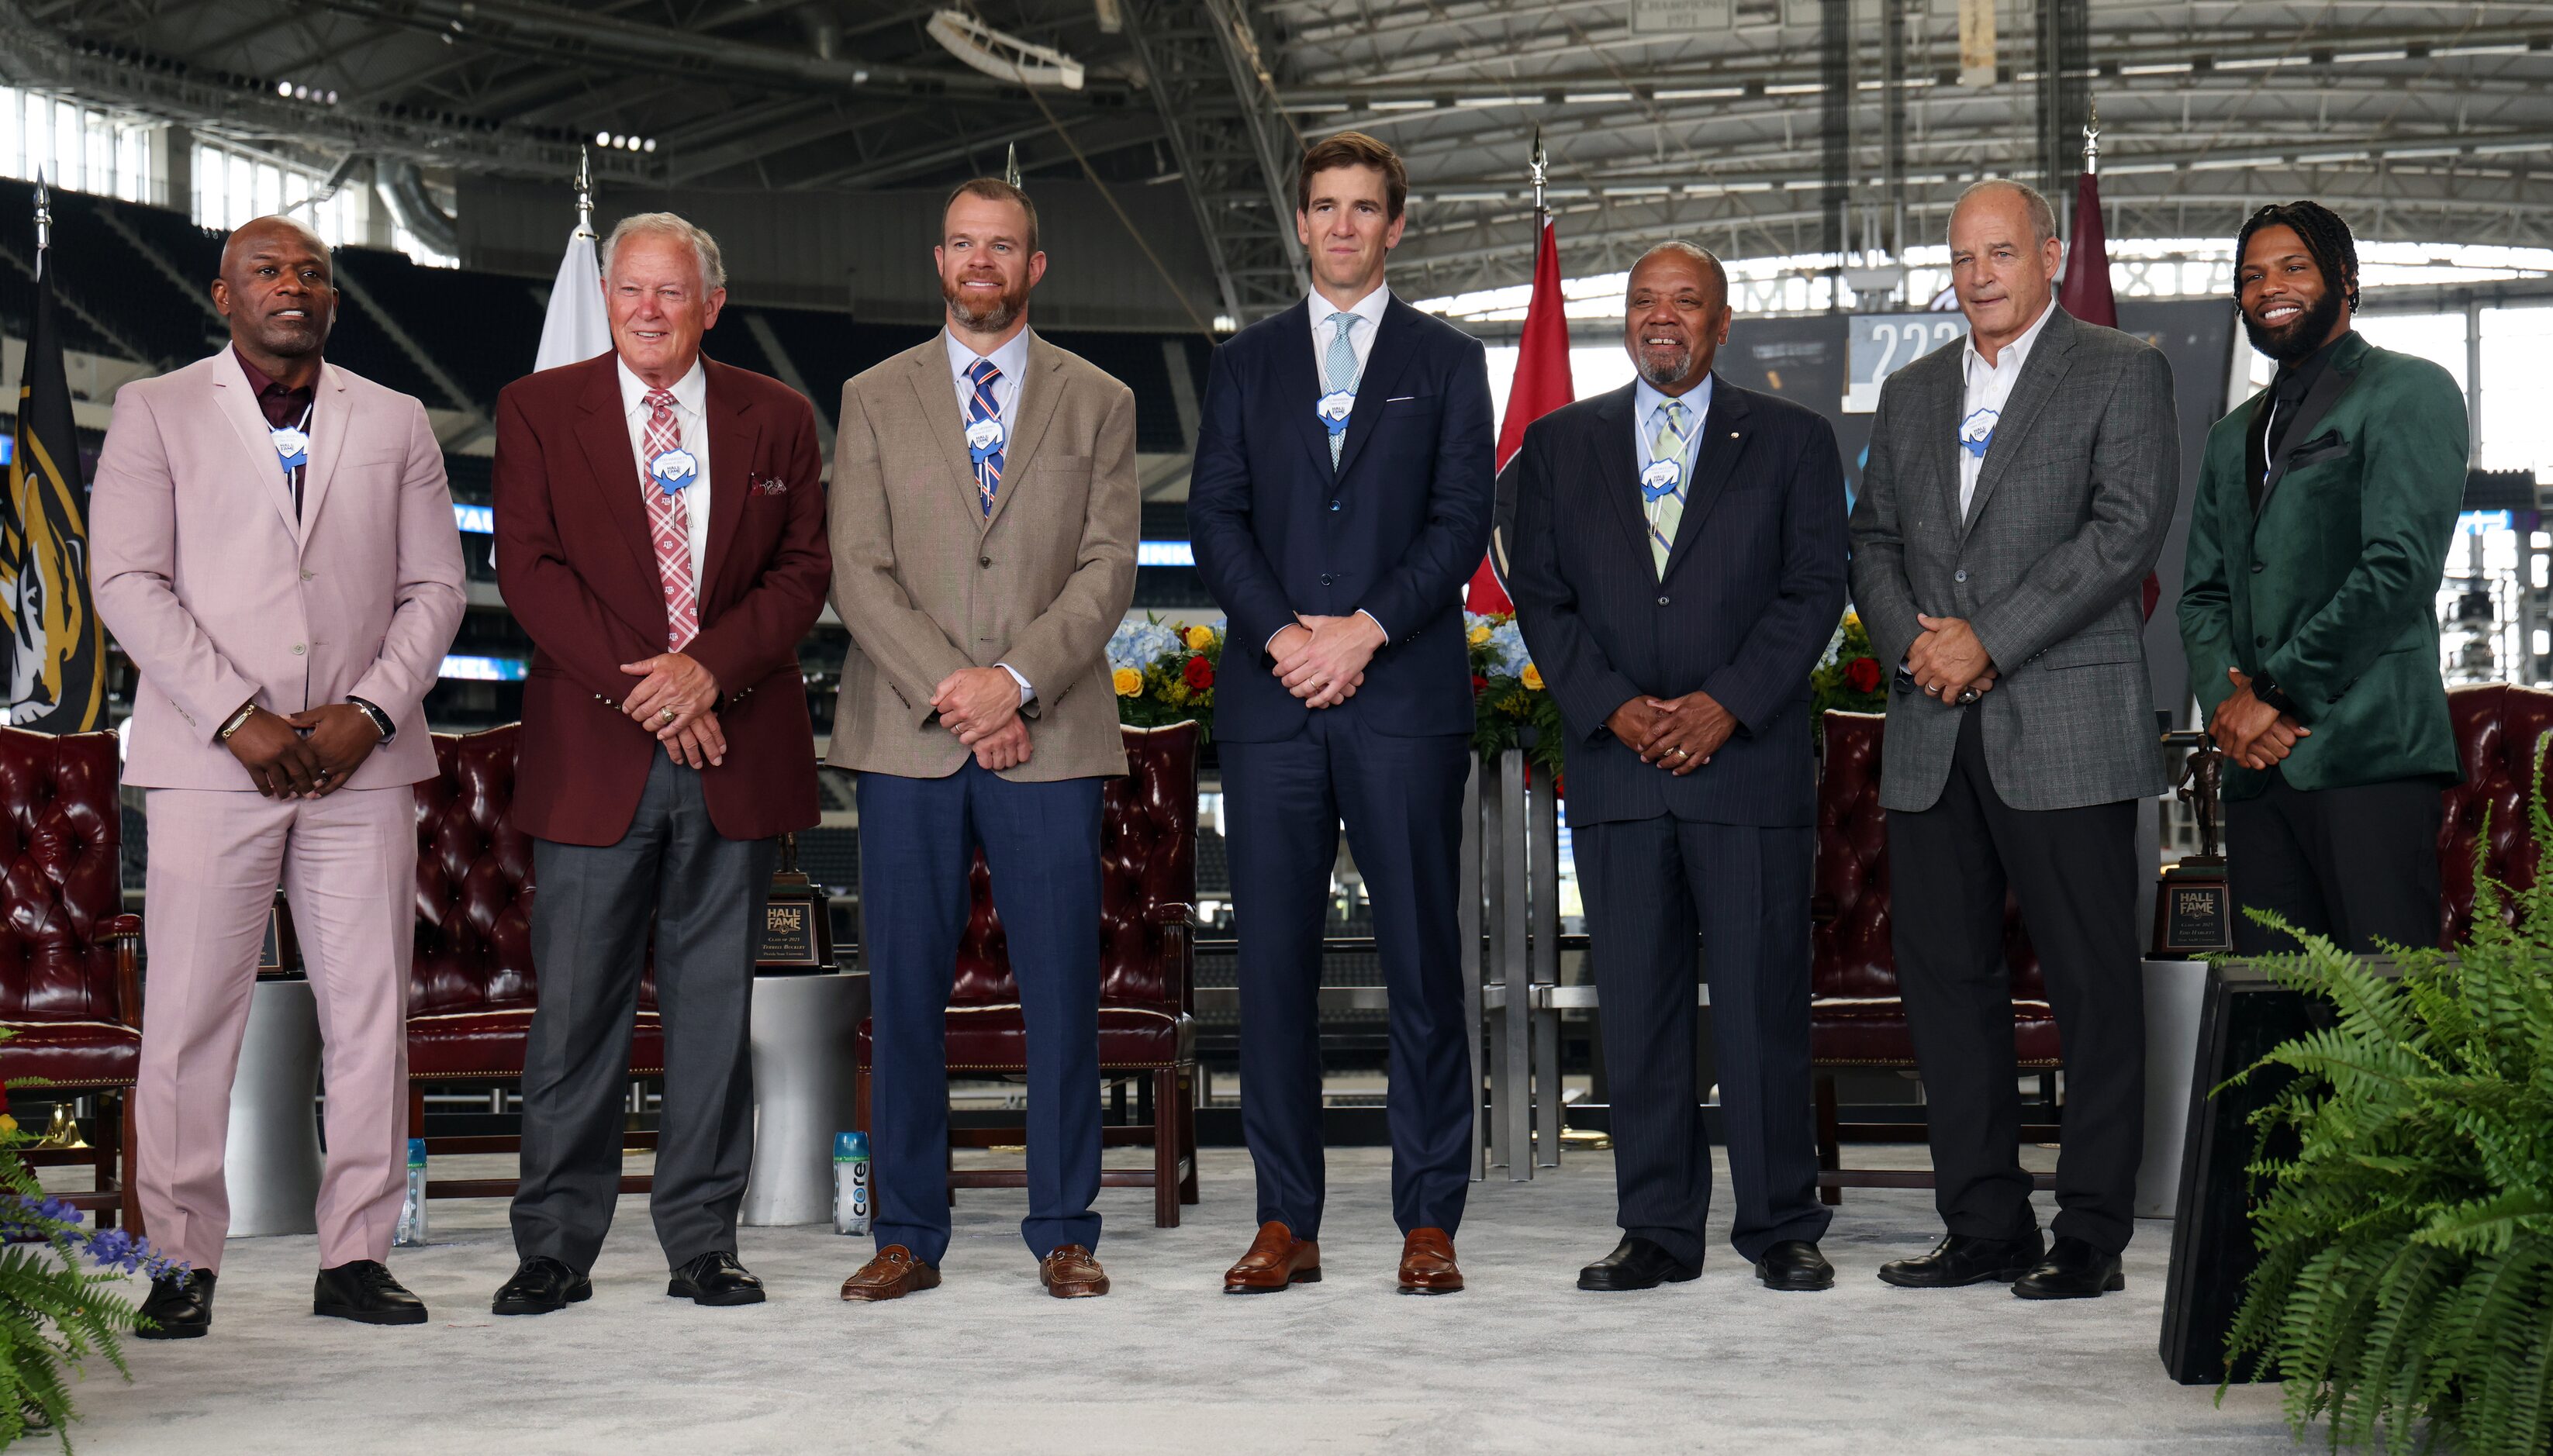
{"left": 1469, "top": 616, "right": 1532, "bottom": 679}
{"left": 1106, "top": 619, "right": 1184, "bottom": 673}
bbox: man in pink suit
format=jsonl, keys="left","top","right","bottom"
{"left": 90, "top": 216, "right": 466, "bottom": 1337}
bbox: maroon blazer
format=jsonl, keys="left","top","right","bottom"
{"left": 493, "top": 353, "right": 831, "bottom": 847}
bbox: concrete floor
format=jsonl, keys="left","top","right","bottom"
{"left": 66, "top": 1147, "right": 2303, "bottom": 1455}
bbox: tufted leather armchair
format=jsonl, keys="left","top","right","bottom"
{"left": 1808, "top": 710, "right": 2061, "bottom": 1205}
{"left": 855, "top": 722, "right": 1200, "bottom": 1227}
{"left": 2437, "top": 682, "right": 2553, "bottom": 947}
{"left": 0, "top": 730, "right": 141, "bottom": 1230}
{"left": 407, "top": 724, "right": 662, "bottom": 1199}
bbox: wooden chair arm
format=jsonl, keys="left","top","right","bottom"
{"left": 103, "top": 914, "right": 142, "bottom": 1030}
{"left": 1148, "top": 902, "right": 1194, "bottom": 1018}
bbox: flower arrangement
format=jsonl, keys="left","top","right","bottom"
{"left": 1467, "top": 613, "right": 1565, "bottom": 778}
{"left": 1811, "top": 610, "right": 1886, "bottom": 721}
{"left": 1107, "top": 616, "right": 1225, "bottom": 735}
{"left": 0, "top": 1085, "right": 186, "bottom": 1451}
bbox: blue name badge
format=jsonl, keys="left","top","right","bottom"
{"left": 1639, "top": 457, "right": 1682, "bottom": 502}
{"left": 965, "top": 416, "right": 1006, "bottom": 466}
{"left": 648, "top": 447, "right": 699, "bottom": 495}
{"left": 270, "top": 426, "right": 309, "bottom": 474}
{"left": 1316, "top": 389, "right": 1355, "bottom": 437}
{"left": 1958, "top": 407, "right": 1998, "bottom": 461}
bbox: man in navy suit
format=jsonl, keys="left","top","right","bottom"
{"left": 1505, "top": 242, "right": 1847, "bottom": 1294}
{"left": 1190, "top": 131, "right": 1494, "bottom": 1296}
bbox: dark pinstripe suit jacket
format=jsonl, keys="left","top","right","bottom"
{"left": 1505, "top": 377, "right": 1847, "bottom": 828}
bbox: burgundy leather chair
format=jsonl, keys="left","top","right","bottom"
{"left": 855, "top": 722, "right": 1200, "bottom": 1228}
{"left": 1808, "top": 710, "right": 2061, "bottom": 1205}
{"left": 0, "top": 730, "right": 141, "bottom": 1229}
{"left": 2437, "top": 682, "right": 2553, "bottom": 947}
{"left": 408, "top": 723, "right": 662, "bottom": 1199}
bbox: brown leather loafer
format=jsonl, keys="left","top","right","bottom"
{"left": 1039, "top": 1244, "right": 1110, "bottom": 1299}
{"left": 1223, "top": 1220, "right": 1321, "bottom": 1293}
{"left": 1398, "top": 1227, "right": 1463, "bottom": 1294}
{"left": 840, "top": 1245, "right": 941, "bottom": 1302}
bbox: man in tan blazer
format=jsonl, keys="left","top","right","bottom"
{"left": 829, "top": 177, "right": 1138, "bottom": 1302}
{"left": 91, "top": 216, "right": 466, "bottom": 1336}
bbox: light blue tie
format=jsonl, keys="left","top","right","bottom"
{"left": 1323, "top": 311, "right": 1360, "bottom": 467}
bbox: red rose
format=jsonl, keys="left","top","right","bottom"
{"left": 1471, "top": 673, "right": 1490, "bottom": 695}
{"left": 1845, "top": 656, "right": 1881, "bottom": 693}
{"left": 1183, "top": 655, "right": 1216, "bottom": 690}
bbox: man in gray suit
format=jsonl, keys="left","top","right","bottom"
{"left": 1847, "top": 180, "right": 2176, "bottom": 1301}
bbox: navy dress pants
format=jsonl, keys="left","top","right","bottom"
{"left": 1221, "top": 707, "right": 1472, "bottom": 1240}
{"left": 857, "top": 761, "right": 1105, "bottom": 1264}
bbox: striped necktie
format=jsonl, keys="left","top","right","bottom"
{"left": 1323, "top": 311, "right": 1360, "bottom": 468}
{"left": 1646, "top": 399, "right": 1691, "bottom": 576}
{"left": 967, "top": 357, "right": 1004, "bottom": 516}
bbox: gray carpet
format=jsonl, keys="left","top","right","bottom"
{"left": 66, "top": 1147, "right": 2301, "bottom": 1454}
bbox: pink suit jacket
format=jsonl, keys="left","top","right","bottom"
{"left": 90, "top": 350, "right": 468, "bottom": 789}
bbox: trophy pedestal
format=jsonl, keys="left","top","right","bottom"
{"left": 757, "top": 833, "right": 836, "bottom": 972}
{"left": 2151, "top": 855, "right": 2233, "bottom": 957}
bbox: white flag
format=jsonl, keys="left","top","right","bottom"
{"left": 534, "top": 228, "right": 612, "bottom": 373}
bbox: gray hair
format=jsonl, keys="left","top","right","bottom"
{"left": 1947, "top": 179, "right": 2059, "bottom": 249}
{"left": 601, "top": 212, "right": 727, "bottom": 292}
{"left": 1629, "top": 240, "right": 1729, "bottom": 300}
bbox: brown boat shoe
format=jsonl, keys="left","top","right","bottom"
{"left": 1397, "top": 1227, "right": 1463, "bottom": 1294}
{"left": 840, "top": 1245, "right": 941, "bottom": 1302}
{"left": 1038, "top": 1244, "right": 1110, "bottom": 1299}
{"left": 1222, "top": 1220, "right": 1321, "bottom": 1294}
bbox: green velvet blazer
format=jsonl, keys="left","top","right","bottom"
{"left": 2178, "top": 331, "right": 2467, "bottom": 800}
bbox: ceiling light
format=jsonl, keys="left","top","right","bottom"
{"left": 276, "top": 80, "right": 293, "bottom": 97}
{"left": 595, "top": 130, "right": 611, "bottom": 147}
{"left": 642, "top": 138, "right": 657, "bottom": 154}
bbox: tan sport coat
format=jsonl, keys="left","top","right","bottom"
{"left": 827, "top": 330, "right": 1138, "bottom": 781}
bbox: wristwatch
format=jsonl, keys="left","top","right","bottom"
{"left": 216, "top": 702, "right": 258, "bottom": 743}
{"left": 347, "top": 696, "right": 396, "bottom": 744}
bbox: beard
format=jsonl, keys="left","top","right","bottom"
{"left": 943, "top": 271, "right": 1031, "bottom": 333}
{"left": 2241, "top": 285, "right": 2344, "bottom": 364}
{"left": 1633, "top": 340, "right": 1693, "bottom": 389}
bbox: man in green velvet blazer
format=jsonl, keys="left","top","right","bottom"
{"left": 2178, "top": 201, "right": 2465, "bottom": 955}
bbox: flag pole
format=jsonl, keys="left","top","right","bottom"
{"left": 1004, "top": 143, "right": 1022, "bottom": 188}
{"left": 2083, "top": 95, "right": 2099, "bottom": 178}
{"left": 573, "top": 146, "right": 596, "bottom": 241}
{"left": 31, "top": 170, "right": 47, "bottom": 281}
{"left": 1528, "top": 126, "right": 1546, "bottom": 230}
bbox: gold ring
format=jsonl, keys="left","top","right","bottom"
{"left": 662, "top": 708, "right": 675, "bottom": 723}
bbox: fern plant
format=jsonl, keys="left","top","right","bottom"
{"left": 2220, "top": 763, "right": 2553, "bottom": 1454}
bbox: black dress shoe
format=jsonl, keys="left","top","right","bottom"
{"left": 1577, "top": 1236, "right": 1702, "bottom": 1292}
{"left": 491, "top": 1256, "right": 592, "bottom": 1316}
{"left": 133, "top": 1271, "right": 216, "bottom": 1340}
{"left": 668, "top": 1251, "right": 765, "bottom": 1307}
{"left": 1753, "top": 1240, "right": 1835, "bottom": 1292}
{"left": 1876, "top": 1230, "right": 2047, "bottom": 1289}
{"left": 2012, "top": 1236, "right": 2125, "bottom": 1299}
{"left": 314, "top": 1260, "right": 429, "bottom": 1325}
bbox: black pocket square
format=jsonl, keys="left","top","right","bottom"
{"left": 2285, "top": 431, "right": 2347, "bottom": 464}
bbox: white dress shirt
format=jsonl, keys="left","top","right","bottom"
{"left": 616, "top": 354, "right": 710, "bottom": 586}
{"left": 1270, "top": 282, "right": 1395, "bottom": 652}
{"left": 1955, "top": 299, "right": 2055, "bottom": 520}
{"left": 944, "top": 326, "right": 1038, "bottom": 705}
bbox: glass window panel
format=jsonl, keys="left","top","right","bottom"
{"left": 2482, "top": 306, "right": 2553, "bottom": 481}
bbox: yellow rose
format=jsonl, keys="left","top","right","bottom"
{"left": 1842, "top": 610, "right": 1860, "bottom": 629}
{"left": 1113, "top": 667, "right": 1143, "bottom": 697}
{"left": 1467, "top": 622, "right": 1492, "bottom": 646}
{"left": 1184, "top": 624, "right": 1215, "bottom": 650}
{"left": 1521, "top": 663, "right": 1544, "bottom": 692}
{"left": 0, "top": 1113, "right": 19, "bottom": 1136}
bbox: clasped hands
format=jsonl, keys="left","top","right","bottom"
{"left": 1607, "top": 692, "right": 1735, "bottom": 776}
{"left": 2210, "top": 668, "right": 2309, "bottom": 771}
{"left": 931, "top": 665, "right": 1031, "bottom": 772}
{"left": 1906, "top": 614, "right": 1999, "bottom": 702}
{"left": 1269, "top": 614, "right": 1377, "bottom": 709}
{"left": 225, "top": 702, "right": 382, "bottom": 798}
{"left": 621, "top": 652, "right": 724, "bottom": 768}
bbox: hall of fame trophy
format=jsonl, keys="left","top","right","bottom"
{"left": 2153, "top": 732, "right": 2233, "bottom": 957}
{"left": 756, "top": 832, "right": 835, "bottom": 971}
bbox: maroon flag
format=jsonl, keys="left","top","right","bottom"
{"left": 2059, "top": 167, "right": 2159, "bottom": 621}
{"left": 1470, "top": 216, "right": 1573, "bottom": 614}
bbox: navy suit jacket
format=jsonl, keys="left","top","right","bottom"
{"left": 1188, "top": 295, "right": 1496, "bottom": 743}
{"left": 1504, "top": 378, "right": 1847, "bottom": 827}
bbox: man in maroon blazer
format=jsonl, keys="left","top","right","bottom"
{"left": 488, "top": 212, "right": 830, "bottom": 1315}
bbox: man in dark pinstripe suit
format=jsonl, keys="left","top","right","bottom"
{"left": 1506, "top": 242, "right": 1847, "bottom": 1293}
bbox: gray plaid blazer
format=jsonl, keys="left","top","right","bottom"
{"left": 1847, "top": 305, "right": 2178, "bottom": 813}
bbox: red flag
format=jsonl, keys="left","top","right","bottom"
{"left": 2059, "top": 169, "right": 2160, "bottom": 620}
{"left": 1467, "top": 217, "right": 1574, "bottom": 614}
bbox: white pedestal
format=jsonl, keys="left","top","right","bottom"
{"left": 2135, "top": 957, "right": 2213, "bottom": 1219}
{"left": 223, "top": 978, "right": 323, "bottom": 1237}
{"left": 741, "top": 970, "right": 867, "bottom": 1227}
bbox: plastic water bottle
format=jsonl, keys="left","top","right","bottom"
{"left": 394, "top": 1138, "right": 427, "bottom": 1247}
{"left": 834, "top": 1132, "right": 871, "bottom": 1235}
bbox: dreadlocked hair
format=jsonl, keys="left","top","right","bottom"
{"left": 2233, "top": 201, "right": 2361, "bottom": 311}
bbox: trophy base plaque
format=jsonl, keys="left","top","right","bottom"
{"left": 757, "top": 833, "right": 836, "bottom": 973}
{"left": 2152, "top": 855, "right": 2233, "bottom": 957}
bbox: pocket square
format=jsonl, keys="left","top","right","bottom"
{"left": 2285, "top": 432, "right": 2349, "bottom": 467}
{"left": 751, "top": 476, "right": 789, "bottom": 495}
